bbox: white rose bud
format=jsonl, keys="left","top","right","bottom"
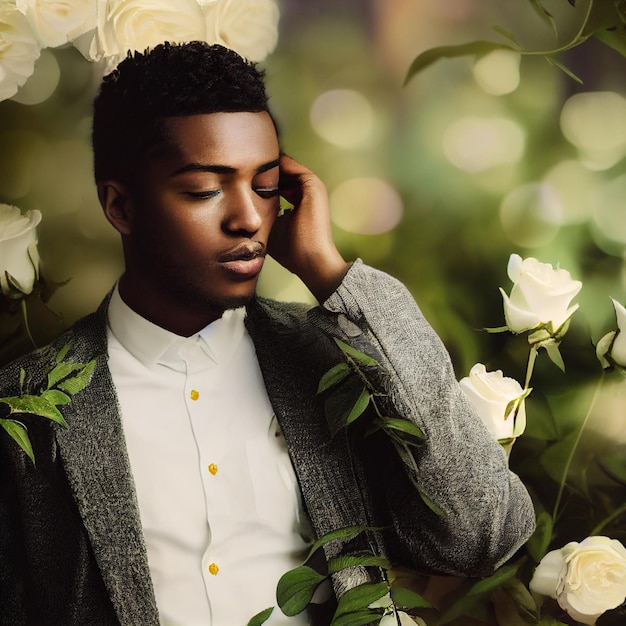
{"left": 87, "top": 0, "right": 206, "bottom": 71}
{"left": 0, "top": 3, "right": 41, "bottom": 102}
{"left": 530, "top": 536, "right": 626, "bottom": 625}
{"left": 459, "top": 363, "right": 527, "bottom": 441}
{"left": 202, "top": 0, "right": 279, "bottom": 62}
{"left": 0, "top": 203, "right": 42, "bottom": 297}
{"left": 16, "top": 0, "right": 97, "bottom": 48}
{"left": 596, "top": 298, "right": 626, "bottom": 369}
{"left": 499, "top": 254, "right": 582, "bottom": 339}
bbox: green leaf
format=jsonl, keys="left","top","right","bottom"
{"left": 334, "top": 338, "right": 379, "bottom": 368}
{"left": 346, "top": 388, "right": 371, "bottom": 426}
{"left": 304, "top": 525, "right": 372, "bottom": 563}
{"left": 276, "top": 566, "right": 327, "bottom": 616}
{"left": 334, "top": 582, "right": 389, "bottom": 617}
{"left": 390, "top": 586, "right": 433, "bottom": 610}
{"left": 47, "top": 361, "right": 82, "bottom": 389}
{"left": 391, "top": 438, "right": 445, "bottom": 517}
{"left": 598, "top": 454, "right": 626, "bottom": 486}
{"left": 381, "top": 417, "right": 425, "bottom": 440}
{"left": 503, "top": 576, "right": 540, "bottom": 622}
{"left": 327, "top": 554, "right": 390, "bottom": 575}
{"left": 466, "top": 564, "right": 519, "bottom": 597}
{"left": 325, "top": 377, "right": 370, "bottom": 437}
{"left": 56, "top": 359, "right": 96, "bottom": 395}
{"left": 246, "top": 607, "right": 274, "bottom": 626}
{"left": 318, "top": 362, "right": 351, "bottom": 394}
{"left": 527, "top": 0, "right": 558, "bottom": 36}
{"left": 19, "top": 367, "right": 25, "bottom": 392}
{"left": 331, "top": 609, "right": 381, "bottom": 626}
{"left": 439, "top": 565, "right": 518, "bottom": 624}
{"left": 544, "top": 55, "right": 583, "bottom": 84}
{"left": 405, "top": 41, "right": 517, "bottom": 85}
{"left": 483, "top": 326, "right": 510, "bottom": 334}
{"left": 540, "top": 432, "right": 578, "bottom": 485}
{"left": 492, "top": 25, "right": 520, "bottom": 45}
{"left": 55, "top": 342, "right": 72, "bottom": 364}
{"left": 594, "top": 27, "right": 626, "bottom": 57}
{"left": 526, "top": 511, "right": 553, "bottom": 563}
{"left": 41, "top": 389, "right": 71, "bottom": 406}
{"left": 0, "top": 418, "right": 34, "bottom": 464}
{"left": 544, "top": 342, "right": 565, "bottom": 372}
{"left": 1, "top": 395, "right": 68, "bottom": 428}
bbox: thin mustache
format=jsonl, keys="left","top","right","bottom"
{"left": 218, "top": 242, "right": 266, "bottom": 263}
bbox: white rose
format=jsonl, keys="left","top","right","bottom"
{"left": 0, "top": 203, "right": 42, "bottom": 296}
{"left": 87, "top": 0, "right": 206, "bottom": 71}
{"left": 499, "top": 253, "right": 582, "bottom": 337}
{"left": 596, "top": 298, "right": 626, "bottom": 368}
{"left": 459, "top": 363, "right": 527, "bottom": 440}
{"left": 0, "top": 3, "right": 41, "bottom": 102}
{"left": 15, "top": 0, "right": 96, "bottom": 48}
{"left": 530, "top": 536, "right": 626, "bottom": 625}
{"left": 202, "top": 0, "right": 279, "bottom": 62}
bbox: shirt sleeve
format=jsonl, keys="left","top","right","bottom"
{"left": 322, "top": 259, "right": 536, "bottom": 576}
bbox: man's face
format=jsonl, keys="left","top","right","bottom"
{"left": 126, "top": 111, "right": 281, "bottom": 315}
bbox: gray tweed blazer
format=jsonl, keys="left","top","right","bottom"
{"left": 0, "top": 261, "right": 535, "bottom": 626}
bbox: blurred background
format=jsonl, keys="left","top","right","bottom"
{"left": 2, "top": 0, "right": 626, "bottom": 379}
{"left": 2, "top": 0, "right": 626, "bottom": 580}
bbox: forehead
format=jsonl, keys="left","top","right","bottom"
{"left": 153, "top": 111, "right": 279, "bottom": 169}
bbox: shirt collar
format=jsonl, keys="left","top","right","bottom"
{"left": 107, "top": 284, "right": 246, "bottom": 368}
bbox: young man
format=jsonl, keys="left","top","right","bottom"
{"left": 0, "top": 43, "right": 535, "bottom": 625}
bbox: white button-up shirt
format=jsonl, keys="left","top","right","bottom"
{"left": 107, "top": 287, "right": 312, "bottom": 625}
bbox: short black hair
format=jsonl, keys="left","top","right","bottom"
{"left": 92, "top": 42, "right": 272, "bottom": 183}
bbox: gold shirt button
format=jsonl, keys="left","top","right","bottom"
{"left": 208, "top": 463, "right": 218, "bottom": 475}
{"left": 190, "top": 389, "right": 200, "bottom": 401}
{"left": 208, "top": 562, "right": 219, "bottom": 576}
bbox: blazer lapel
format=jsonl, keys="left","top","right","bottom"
{"left": 245, "top": 299, "right": 373, "bottom": 544}
{"left": 54, "top": 306, "right": 159, "bottom": 625}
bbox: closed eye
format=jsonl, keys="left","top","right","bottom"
{"left": 255, "top": 187, "right": 279, "bottom": 199}
{"left": 185, "top": 190, "right": 221, "bottom": 200}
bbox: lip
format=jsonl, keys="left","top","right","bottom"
{"left": 217, "top": 241, "right": 266, "bottom": 280}
{"left": 219, "top": 255, "right": 265, "bottom": 279}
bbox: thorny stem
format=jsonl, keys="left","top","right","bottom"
{"left": 552, "top": 371, "right": 606, "bottom": 523}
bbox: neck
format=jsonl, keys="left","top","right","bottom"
{"left": 117, "top": 273, "right": 223, "bottom": 337}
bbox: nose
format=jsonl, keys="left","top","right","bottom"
{"left": 222, "top": 187, "right": 263, "bottom": 236}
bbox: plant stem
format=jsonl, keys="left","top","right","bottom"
{"left": 591, "top": 501, "right": 626, "bottom": 536}
{"left": 524, "top": 345, "right": 538, "bottom": 389}
{"left": 517, "top": 0, "right": 595, "bottom": 57}
{"left": 552, "top": 371, "right": 605, "bottom": 523}
{"left": 20, "top": 299, "right": 37, "bottom": 349}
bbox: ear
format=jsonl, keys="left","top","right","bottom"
{"left": 97, "top": 181, "right": 134, "bottom": 236}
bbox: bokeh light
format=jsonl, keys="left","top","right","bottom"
{"left": 542, "top": 160, "right": 598, "bottom": 225}
{"left": 330, "top": 177, "right": 403, "bottom": 235}
{"left": 499, "top": 182, "right": 562, "bottom": 248}
{"left": 591, "top": 174, "right": 626, "bottom": 248}
{"left": 443, "top": 116, "right": 525, "bottom": 173}
{"left": 560, "top": 91, "right": 626, "bottom": 170}
{"left": 472, "top": 49, "right": 521, "bottom": 96}
{"left": 10, "top": 50, "right": 61, "bottom": 106}
{"left": 310, "top": 89, "right": 375, "bottom": 148}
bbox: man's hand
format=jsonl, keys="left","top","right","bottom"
{"left": 268, "top": 154, "right": 351, "bottom": 302}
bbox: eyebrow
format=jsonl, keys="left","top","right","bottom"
{"left": 170, "top": 158, "right": 280, "bottom": 178}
